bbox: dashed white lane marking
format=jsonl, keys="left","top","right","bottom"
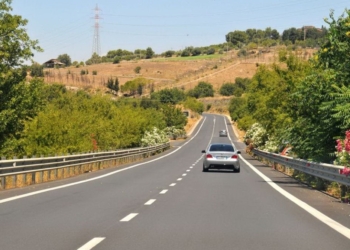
{"left": 160, "top": 189, "right": 168, "bottom": 194}
{"left": 182, "top": 174, "right": 187, "bottom": 176}
{"left": 186, "top": 170, "right": 190, "bottom": 172}
{"left": 120, "top": 213, "right": 138, "bottom": 222}
{"left": 169, "top": 183, "right": 176, "bottom": 187}
{"left": 190, "top": 167, "right": 193, "bottom": 169}
{"left": 145, "top": 199, "right": 156, "bottom": 205}
{"left": 78, "top": 237, "right": 105, "bottom": 250}
{"left": 177, "top": 178, "right": 182, "bottom": 181}
{"left": 240, "top": 156, "right": 350, "bottom": 240}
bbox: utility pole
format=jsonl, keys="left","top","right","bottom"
{"left": 92, "top": 4, "right": 101, "bottom": 58}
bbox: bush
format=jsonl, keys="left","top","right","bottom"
{"left": 92, "top": 70, "right": 97, "bottom": 75}
{"left": 134, "top": 66, "right": 141, "bottom": 74}
{"left": 80, "top": 70, "right": 86, "bottom": 75}
{"left": 141, "top": 127, "right": 169, "bottom": 146}
{"left": 30, "top": 64, "right": 44, "bottom": 77}
{"left": 237, "top": 49, "right": 247, "bottom": 57}
{"left": 206, "top": 47, "right": 215, "bottom": 55}
{"left": 164, "top": 126, "right": 186, "bottom": 140}
{"left": 187, "top": 82, "right": 214, "bottom": 98}
{"left": 113, "top": 56, "right": 121, "bottom": 64}
{"left": 244, "top": 123, "right": 268, "bottom": 148}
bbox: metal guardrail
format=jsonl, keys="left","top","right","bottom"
{"left": 0, "top": 143, "right": 170, "bottom": 189}
{"left": 252, "top": 149, "right": 350, "bottom": 186}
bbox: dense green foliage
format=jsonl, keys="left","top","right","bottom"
{"left": 1, "top": 83, "right": 191, "bottom": 157}
{"left": 151, "top": 88, "right": 186, "bottom": 104}
{"left": 187, "top": 82, "right": 214, "bottom": 98}
{"left": 219, "top": 77, "right": 250, "bottom": 96}
{"left": 231, "top": 9, "right": 350, "bottom": 163}
{"left": 120, "top": 78, "right": 149, "bottom": 96}
{"left": 17, "top": 91, "right": 167, "bottom": 156}
{"left": 57, "top": 54, "right": 72, "bottom": 67}
{"left": 182, "top": 97, "right": 204, "bottom": 114}
{"left": 145, "top": 47, "right": 155, "bottom": 59}
{"left": 106, "top": 77, "right": 119, "bottom": 94}
{"left": 0, "top": 0, "right": 43, "bottom": 156}
{"left": 30, "top": 63, "right": 44, "bottom": 77}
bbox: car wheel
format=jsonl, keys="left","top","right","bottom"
{"left": 235, "top": 167, "right": 240, "bottom": 173}
{"left": 203, "top": 164, "right": 208, "bottom": 172}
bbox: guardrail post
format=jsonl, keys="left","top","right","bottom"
{"left": 340, "top": 184, "right": 347, "bottom": 202}
{"left": 0, "top": 176, "right": 4, "bottom": 189}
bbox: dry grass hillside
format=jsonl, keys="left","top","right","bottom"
{"left": 43, "top": 47, "right": 316, "bottom": 94}
{"left": 42, "top": 47, "right": 315, "bottom": 114}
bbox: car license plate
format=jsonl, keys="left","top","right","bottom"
{"left": 216, "top": 156, "right": 226, "bottom": 159}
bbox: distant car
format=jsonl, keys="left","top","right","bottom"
{"left": 201, "top": 143, "right": 241, "bottom": 172}
{"left": 219, "top": 130, "right": 228, "bottom": 137}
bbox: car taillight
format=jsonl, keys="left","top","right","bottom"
{"left": 206, "top": 154, "right": 213, "bottom": 158}
{"left": 231, "top": 155, "right": 238, "bottom": 159}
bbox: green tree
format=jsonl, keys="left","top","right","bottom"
{"left": 219, "top": 83, "right": 236, "bottom": 96}
{"left": 164, "top": 50, "right": 175, "bottom": 57}
{"left": 113, "top": 56, "right": 121, "bottom": 64}
{"left": 86, "top": 52, "right": 102, "bottom": 65}
{"left": 183, "top": 97, "right": 204, "bottom": 114}
{"left": 145, "top": 47, "right": 155, "bottom": 59}
{"left": 191, "top": 47, "right": 202, "bottom": 56}
{"left": 121, "top": 78, "right": 149, "bottom": 96}
{"left": 206, "top": 47, "right": 215, "bottom": 55}
{"left": 106, "top": 77, "right": 119, "bottom": 94}
{"left": 0, "top": 0, "right": 43, "bottom": 155}
{"left": 30, "top": 63, "right": 44, "bottom": 77}
{"left": 57, "top": 53, "right": 71, "bottom": 67}
{"left": 187, "top": 82, "right": 214, "bottom": 98}
{"left": 161, "top": 105, "right": 187, "bottom": 128}
{"left": 151, "top": 88, "right": 186, "bottom": 104}
{"left": 226, "top": 31, "right": 248, "bottom": 46}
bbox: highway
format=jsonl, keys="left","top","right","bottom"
{"left": 0, "top": 113, "right": 349, "bottom": 249}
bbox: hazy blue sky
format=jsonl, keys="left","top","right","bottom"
{"left": 11, "top": 0, "right": 349, "bottom": 64}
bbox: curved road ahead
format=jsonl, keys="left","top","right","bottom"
{"left": 0, "top": 114, "right": 349, "bottom": 249}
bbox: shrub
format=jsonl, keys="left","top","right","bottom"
{"left": 237, "top": 49, "right": 247, "bottom": 57}
{"left": 164, "top": 126, "right": 186, "bottom": 140}
{"left": 92, "top": 70, "right": 97, "bottom": 75}
{"left": 141, "top": 127, "right": 169, "bottom": 146}
{"left": 134, "top": 66, "right": 141, "bottom": 74}
{"left": 244, "top": 123, "right": 268, "bottom": 148}
{"left": 113, "top": 56, "right": 121, "bottom": 64}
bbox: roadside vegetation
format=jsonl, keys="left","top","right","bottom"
{"left": 229, "top": 10, "right": 350, "bottom": 198}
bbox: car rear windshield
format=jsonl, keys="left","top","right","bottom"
{"left": 209, "top": 144, "right": 234, "bottom": 152}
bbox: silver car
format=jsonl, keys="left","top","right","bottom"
{"left": 219, "top": 130, "right": 227, "bottom": 137}
{"left": 201, "top": 143, "right": 241, "bottom": 172}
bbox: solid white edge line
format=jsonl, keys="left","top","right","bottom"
{"left": 144, "top": 199, "right": 156, "bottom": 205}
{"left": 169, "top": 183, "right": 176, "bottom": 187}
{"left": 0, "top": 117, "right": 207, "bottom": 204}
{"left": 240, "top": 156, "right": 350, "bottom": 240}
{"left": 120, "top": 213, "right": 138, "bottom": 222}
{"left": 77, "top": 237, "right": 105, "bottom": 250}
{"left": 160, "top": 189, "right": 168, "bottom": 194}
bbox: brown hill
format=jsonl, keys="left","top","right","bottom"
{"left": 43, "top": 48, "right": 304, "bottom": 94}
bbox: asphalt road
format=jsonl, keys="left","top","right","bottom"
{"left": 0, "top": 113, "right": 349, "bottom": 249}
